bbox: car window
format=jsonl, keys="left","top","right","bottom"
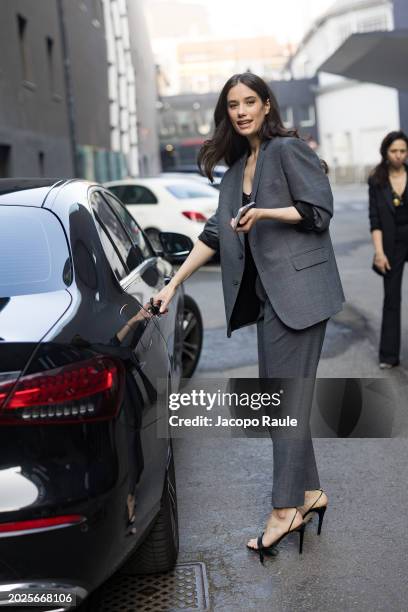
{"left": 108, "top": 184, "right": 158, "bottom": 205}
{"left": 165, "top": 182, "right": 218, "bottom": 199}
{"left": 102, "top": 192, "right": 153, "bottom": 262}
{"left": 0, "top": 206, "right": 71, "bottom": 297}
{"left": 93, "top": 218, "right": 127, "bottom": 281}
{"left": 90, "top": 192, "right": 143, "bottom": 278}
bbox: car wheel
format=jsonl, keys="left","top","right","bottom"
{"left": 122, "top": 441, "right": 179, "bottom": 575}
{"left": 182, "top": 295, "right": 203, "bottom": 379}
{"left": 145, "top": 227, "right": 162, "bottom": 251}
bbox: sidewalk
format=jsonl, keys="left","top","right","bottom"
{"left": 175, "top": 435, "right": 407, "bottom": 611}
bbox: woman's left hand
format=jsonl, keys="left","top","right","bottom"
{"left": 231, "top": 208, "right": 264, "bottom": 233}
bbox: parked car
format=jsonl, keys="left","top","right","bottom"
{"left": 104, "top": 177, "right": 219, "bottom": 249}
{"left": 160, "top": 172, "right": 221, "bottom": 191}
{"left": 162, "top": 164, "right": 227, "bottom": 180}
{"left": 0, "top": 178, "right": 201, "bottom": 611}
{"left": 161, "top": 167, "right": 226, "bottom": 190}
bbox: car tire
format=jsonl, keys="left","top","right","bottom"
{"left": 182, "top": 295, "right": 203, "bottom": 380}
{"left": 122, "top": 441, "right": 179, "bottom": 575}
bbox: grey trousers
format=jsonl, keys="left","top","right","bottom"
{"left": 255, "top": 275, "right": 327, "bottom": 508}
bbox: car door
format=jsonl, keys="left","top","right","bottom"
{"left": 90, "top": 190, "right": 173, "bottom": 532}
{"left": 100, "top": 190, "right": 180, "bottom": 365}
{"left": 90, "top": 190, "right": 170, "bottom": 415}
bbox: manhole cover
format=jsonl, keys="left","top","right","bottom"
{"left": 89, "top": 562, "right": 210, "bottom": 611}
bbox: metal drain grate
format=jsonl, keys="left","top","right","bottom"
{"left": 90, "top": 562, "right": 210, "bottom": 612}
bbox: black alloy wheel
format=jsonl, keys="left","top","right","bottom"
{"left": 181, "top": 295, "right": 203, "bottom": 379}
{"left": 120, "top": 440, "right": 179, "bottom": 575}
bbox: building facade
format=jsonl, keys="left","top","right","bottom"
{"left": 175, "top": 37, "right": 294, "bottom": 95}
{"left": 158, "top": 78, "right": 319, "bottom": 169}
{"left": 0, "top": 0, "right": 159, "bottom": 180}
{"left": 63, "top": 0, "right": 114, "bottom": 181}
{"left": 144, "top": 0, "right": 212, "bottom": 97}
{"left": 127, "top": 0, "right": 161, "bottom": 176}
{"left": 0, "top": 0, "right": 73, "bottom": 177}
{"left": 286, "top": 0, "right": 398, "bottom": 183}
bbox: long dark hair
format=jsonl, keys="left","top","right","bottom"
{"left": 198, "top": 73, "right": 298, "bottom": 181}
{"left": 370, "top": 130, "right": 408, "bottom": 187}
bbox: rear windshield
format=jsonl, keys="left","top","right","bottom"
{"left": 165, "top": 182, "right": 218, "bottom": 199}
{"left": 0, "top": 206, "right": 71, "bottom": 297}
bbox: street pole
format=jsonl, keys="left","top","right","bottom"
{"left": 56, "top": 0, "right": 79, "bottom": 177}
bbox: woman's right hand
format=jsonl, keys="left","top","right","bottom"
{"left": 152, "top": 282, "right": 177, "bottom": 314}
{"left": 374, "top": 252, "right": 391, "bottom": 274}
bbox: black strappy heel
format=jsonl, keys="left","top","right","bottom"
{"left": 247, "top": 509, "right": 306, "bottom": 564}
{"left": 302, "top": 489, "right": 328, "bottom": 535}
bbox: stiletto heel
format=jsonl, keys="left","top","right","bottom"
{"left": 301, "top": 489, "right": 328, "bottom": 535}
{"left": 247, "top": 509, "right": 307, "bottom": 563}
{"left": 316, "top": 505, "right": 327, "bottom": 535}
{"left": 298, "top": 522, "right": 306, "bottom": 554}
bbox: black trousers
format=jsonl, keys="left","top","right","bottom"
{"left": 380, "top": 224, "right": 408, "bottom": 365}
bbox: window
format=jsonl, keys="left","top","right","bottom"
{"left": 280, "top": 106, "right": 294, "bottom": 128}
{"left": 299, "top": 105, "right": 316, "bottom": 128}
{"left": 102, "top": 192, "right": 153, "bottom": 264}
{"left": 0, "top": 207, "right": 70, "bottom": 297}
{"left": 17, "top": 14, "right": 32, "bottom": 83}
{"left": 357, "top": 15, "right": 388, "bottom": 33}
{"left": 165, "top": 182, "right": 218, "bottom": 199}
{"left": 94, "top": 218, "right": 127, "bottom": 281}
{"left": 108, "top": 184, "right": 158, "bottom": 205}
{"left": 91, "top": 0, "right": 103, "bottom": 24}
{"left": 176, "top": 110, "right": 194, "bottom": 136}
{"left": 0, "top": 145, "right": 11, "bottom": 178}
{"left": 90, "top": 192, "right": 146, "bottom": 279}
{"left": 38, "top": 151, "right": 45, "bottom": 177}
{"left": 46, "top": 36, "right": 55, "bottom": 94}
{"left": 91, "top": 192, "right": 133, "bottom": 279}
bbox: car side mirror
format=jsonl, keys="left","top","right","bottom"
{"left": 158, "top": 232, "right": 194, "bottom": 264}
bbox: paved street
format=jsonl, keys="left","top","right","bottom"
{"left": 175, "top": 184, "right": 408, "bottom": 611}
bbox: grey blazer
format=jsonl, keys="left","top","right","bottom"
{"left": 200, "top": 136, "right": 345, "bottom": 336}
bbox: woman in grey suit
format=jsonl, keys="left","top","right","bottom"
{"left": 153, "top": 73, "right": 344, "bottom": 562}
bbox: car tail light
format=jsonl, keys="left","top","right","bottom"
{"left": 0, "top": 356, "right": 124, "bottom": 425}
{"left": 182, "top": 211, "right": 207, "bottom": 222}
{"left": 0, "top": 515, "right": 85, "bottom": 536}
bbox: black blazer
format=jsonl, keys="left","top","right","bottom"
{"left": 368, "top": 166, "right": 408, "bottom": 263}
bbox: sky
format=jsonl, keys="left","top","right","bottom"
{"left": 183, "top": 0, "right": 334, "bottom": 43}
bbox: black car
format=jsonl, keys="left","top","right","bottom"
{"left": 0, "top": 179, "right": 195, "bottom": 610}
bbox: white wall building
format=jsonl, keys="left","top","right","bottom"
{"left": 101, "top": 0, "right": 161, "bottom": 177}
{"left": 286, "top": 0, "right": 399, "bottom": 182}
{"left": 102, "top": 0, "right": 139, "bottom": 176}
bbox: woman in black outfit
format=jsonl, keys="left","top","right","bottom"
{"left": 368, "top": 131, "right": 408, "bottom": 368}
